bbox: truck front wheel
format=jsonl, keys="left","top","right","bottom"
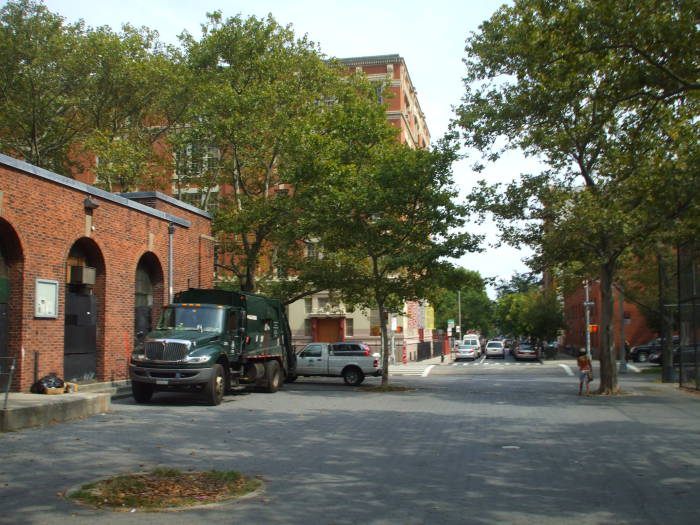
{"left": 263, "top": 360, "right": 282, "bottom": 393}
{"left": 343, "top": 367, "right": 364, "bottom": 386}
{"left": 132, "top": 381, "right": 154, "bottom": 403}
{"left": 204, "top": 364, "right": 225, "bottom": 406}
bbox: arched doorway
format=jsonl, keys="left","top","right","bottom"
{"left": 64, "top": 238, "right": 105, "bottom": 382}
{"left": 134, "top": 253, "right": 164, "bottom": 346}
{"left": 0, "top": 219, "right": 23, "bottom": 391}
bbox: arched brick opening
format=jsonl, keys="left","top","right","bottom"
{"left": 0, "top": 218, "right": 24, "bottom": 391}
{"left": 64, "top": 237, "right": 106, "bottom": 383}
{"left": 135, "top": 252, "right": 165, "bottom": 346}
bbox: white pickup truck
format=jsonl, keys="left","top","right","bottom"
{"left": 288, "top": 342, "right": 382, "bottom": 386}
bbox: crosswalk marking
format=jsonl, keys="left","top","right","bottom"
{"left": 390, "top": 360, "right": 580, "bottom": 377}
{"left": 450, "top": 361, "right": 542, "bottom": 367}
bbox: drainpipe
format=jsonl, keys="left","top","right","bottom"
{"left": 168, "top": 223, "right": 176, "bottom": 303}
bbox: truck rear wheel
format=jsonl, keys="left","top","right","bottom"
{"left": 263, "top": 360, "right": 282, "bottom": 393}
{"left": 132, "top": 381, "right": 154, "bottom": 403}
{"left": 343, "top": 366, "right": 364, "bottom": 386}
{"left": 204, "top": 364, "right": 225, "bottom": 405}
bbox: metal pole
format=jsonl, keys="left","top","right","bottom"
{"left": 584, "top": 281, "right": 592, "bottom": 360}
{"left": 619, "top": 285, "right": 627, "bottom": 374}
{"left": 168, "top": 223, "right": 175, "bottom": 303}
{"left": 457, "top": 290, "right": 461, "bottom": 340}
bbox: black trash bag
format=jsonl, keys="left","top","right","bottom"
{"left": 30, "top": 373, "right": 65, "bottom": 393}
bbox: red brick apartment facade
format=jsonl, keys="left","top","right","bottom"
{"left": 340, "top": 54, "right": 431, "bottom": 149}
{"left": 563, "top": 281, "right": 655, "bottom": 357}
{"left": 0, "top": 153, "right": 214, "bottom": 392}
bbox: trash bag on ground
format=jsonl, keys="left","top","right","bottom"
{"left": 30, "top": 373, "right": 65, "bottom": 394}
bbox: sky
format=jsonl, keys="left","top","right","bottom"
{"left": 35, "top": 0, "right": 537, "bottom": 296}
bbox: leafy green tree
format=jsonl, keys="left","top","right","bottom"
{"left": 77, "top": 24, "right": 191, "bottom": 191}
{"left": 432, "top": 267, "right": 493, "bottom": 337}
{"left": 302, "top": 127, "right": 475, "bottom": 384}
{"left": 494, "top": 272, "right": 539, "bottom": 298}
{"left": 493, "top": 292, "right": 529, "bottom": 338}
{"left": 521, "top": 289, "right": 566, "bottom": 344}
{"left": 0, "top": 1, "right": 190, "bottom": 185}
{"left": 182, "top": 11, "right": 342, "bottom": 293}
{"left": 455, "top": 0, "right": 700, "bottom": 393}
{"left": 0, "top": 0, "right": 87, "bottom": 174}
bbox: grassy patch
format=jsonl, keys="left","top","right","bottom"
{"left": 639, "top": 367, "right": 662, "bottom": 375}
{"left": 69, "top": 468, "right": 261, "bottom": 510}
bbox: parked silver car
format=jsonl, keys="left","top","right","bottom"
{"left": 485, "top": 340, "right": 505, "bottom": 359}
{"left": 455, "top": 344, "right": 479, "bottom": 361}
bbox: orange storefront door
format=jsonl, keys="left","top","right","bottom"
{"left": 317, "top": 318, "right": 340, "bottom": 342}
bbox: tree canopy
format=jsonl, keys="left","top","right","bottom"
{"left": 455, "top": 0, "right": 700, "bottom": 393}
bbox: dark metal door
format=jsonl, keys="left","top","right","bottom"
{"left": 64, "top": 292, "right": 97, "bottom": 382}
{"left": 134, "top": 305, "right": 152, "bottom": 346}
{"left": 0, "top": 303, "right": 7, "bottom": 358}
{"left": 0, "top": 303, "right": 8, "bottom": 392}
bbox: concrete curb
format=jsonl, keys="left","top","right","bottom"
{"left": 0, "top": 392, "right": 110, "bottom": 432}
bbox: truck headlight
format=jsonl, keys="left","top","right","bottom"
{"left": 183, "top": 355, "right": 210, "bottom": 364}
{"left": 131, "top": 353, "right": 148, "bottom": 363}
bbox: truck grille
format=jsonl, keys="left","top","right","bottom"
{"left": 145, "top": 341, "right": 190, "bottom": 362}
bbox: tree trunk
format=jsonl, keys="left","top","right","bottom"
{"left": 658, "top": 251, "right": 675, "bottom": 382}
{"left": 597, "top": 262, "right": 620, "bottom": 394}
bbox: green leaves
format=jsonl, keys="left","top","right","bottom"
{"left": 456, "top": 0, "right": 699, "bottom": 392}
{"left": 0, "top": 0, "right": 86, "bottom": 174}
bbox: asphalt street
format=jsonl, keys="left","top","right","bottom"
{"left": 1, "top": 359, "right": 699, "bottom": 525}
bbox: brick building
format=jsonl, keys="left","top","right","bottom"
{"left": 340, "top": 54, "right": 430, "bottom": 149}
{"left": 0, "top": 153, "right": 214, "bottom": 392}
{"left": 563, "top": 281, "right": 655, "bottom": 358}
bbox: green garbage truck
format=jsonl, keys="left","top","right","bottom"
{"left": 128, "top": 288, "right": 296, "bottom": 405}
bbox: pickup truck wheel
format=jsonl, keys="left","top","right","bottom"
{"left": 131, "top": 381, "right": 154, "bottom": 403}
{"left": 343, "top": 367, "right": 364, "bottom": 386}
{"left": 263, "top": 360, "right": 282, "bottom": 393}
{"left": 285, "top": 373, "right": 298, "bottom": 383}
{"left": 204, "top": 364, "right": 225, "bottom": 405}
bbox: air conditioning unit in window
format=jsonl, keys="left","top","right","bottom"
{"left": 69, "top": 266, "right": 96, "bottom": 285}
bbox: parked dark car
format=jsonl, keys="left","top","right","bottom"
{"left": 649, "top": 345, "right": 696, "bottom": 366}
{"left": 629, "top": 336, "right": 679, "bottom": 363}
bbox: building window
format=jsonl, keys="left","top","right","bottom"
{"left": 304, "top": 298, "right": 312, "bottom": 313}
{"left": 346, "top": 318, "right": 354, "bottom": 337}
{"left": 175, "top": 144, "right": 220, "bottom": 178}
{"left": 304, "top": 319, "right": 312, "bottom": 336}
{"left": 317, "top": 297, "right": 329, "bottom": 311}
{"left": 373, "top": 82, "right": 384, "bottom": 105}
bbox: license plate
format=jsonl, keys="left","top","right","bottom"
{"left": 156, "top": 380, "right": 168, "bottom": 385}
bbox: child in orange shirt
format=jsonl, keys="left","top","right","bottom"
{"left": 577, "top": 348, "right": 592, "bottom": 395}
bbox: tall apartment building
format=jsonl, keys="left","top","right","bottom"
{"left": 286, "top": 55, "right": 434, "bottom": 359}
{"left": 340, "top": 54, "right": 430, "bottom": 149}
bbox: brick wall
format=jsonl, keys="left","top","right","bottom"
{"left": 0, "top": 154, "right": 213, "bottom": 391}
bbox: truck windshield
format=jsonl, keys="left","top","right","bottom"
{"left": 157, "top": 306, "right": 225, "bottom": 333}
